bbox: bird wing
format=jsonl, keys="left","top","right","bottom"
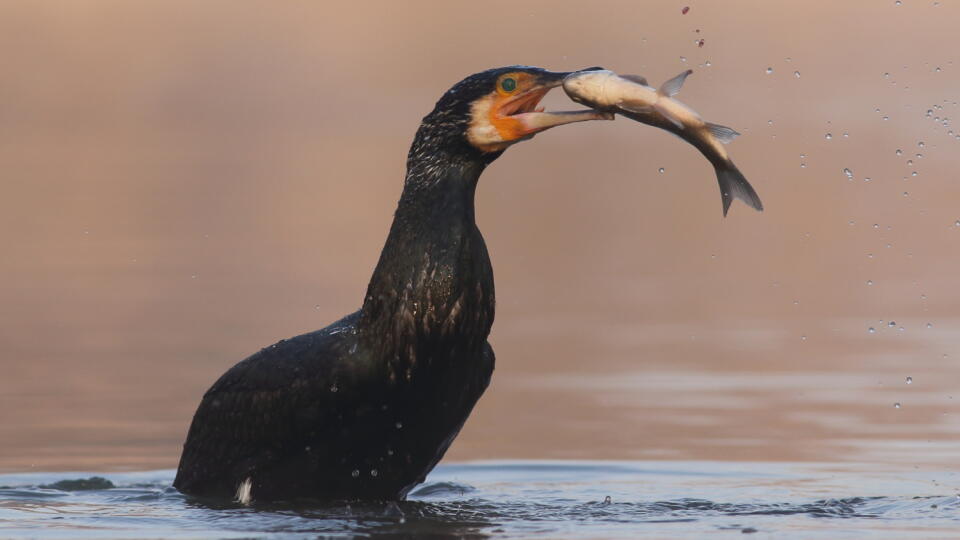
{"left": 173, "top": 311, "right": 368, "bottom": 497}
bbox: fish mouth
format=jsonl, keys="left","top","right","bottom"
{"left": 499, "top": 71, "right": 613, "bottom": 136}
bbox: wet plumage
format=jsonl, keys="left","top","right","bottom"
{"left": 173, "top": 66, "right": 609, "bottom": 503}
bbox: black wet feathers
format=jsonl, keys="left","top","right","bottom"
{"left": 172, "top": 67, "right": 547, "bottom": 502}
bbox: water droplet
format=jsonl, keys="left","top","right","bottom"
{"left": 926, "top": 322, "right": 933, "bottom": 329}
{"left": 800, "top": 153, "right": 806, "bottom": 158}
{"left": 867, "top": 280, "right": 874, "bottom": 286}
{"left": 843, "top": 132, "right": 849, "bottom": 138}
{"left": 911, "top": 171, "right": 918, "bottom": 177}
{"left": 680, "top": 56, "right": 687, "bottom": 63}
{"left": 882, "top": 116, "right": 889, "bottom": 121}
{"left": 765, "top": 67, "right": 773, "bottom": 74}
{"left": 191, "top": 274, "right": 197, "bottom": 279}
{"left": 868, "top": 327, "right": 876, "bottom": 334}
{"left": 767, "top": 119, "right": 774, "bottom": 126}
{"left": 906, "top": 376, "right": 913, "bottom": 384}
{"left": 825, "top": 133, "right": 833, "bottom": 140}
{"left": 954, "top": 220, "right": 960, "bottom": 227}
{"left": 873, "top": 223, "right": 880, "bottom": 229}
{"left": 681, "top": 5, "right": 690, "bottom": 14}
{"left": 794, "top": 70, "right": 801, "bottom": 78}
{"left": 370, "top": 469, "right": 379, "bottom": 477}
{"left": 697, "top": 39, "right": 705, "bottom": 48}
{"left": 864, "top": 177, "right": 872, "bottom": 183}
{"left": 395, "top": 422, "right": 403, "bottom": 429}
{"left": 896, "top": 148, "right": 903, "bottom": 155}
{"left": 927, "top": 109, "right": 934, "bottom": 117}
{"left": 907, "top": 159, "right": 913, "bottom": 165}
{"left": 888, "top": 321, "right": 896, "bottom": 327}
{"left": 894, "top": 402, "right": 901, "bottom": 409}
{"left": 330, "top": 384, "right": 339, "bottom": 393}
{"left": 800, "top": 335, "right": 807, "bottom": 341}
{"left": 351, "top": 469, "right": 360, "bottom": 478}
{"left": 658, "top": 167, "right": 665, "bottom": 173}
{"left": 867, "top": 253, "right": 874, "bottom": 258}
{"left": 704, "top": 60, "right": 712, "bottom": 67}
{"left": 935, "top": 66, "right": 942, "bottom": 72}
{"left": 918, "top": 141, "right": 925, "bottom": 148}
{"left": 842, "top": 167, "right": 853, "bottom": 179}
{"left": 895, "top": 0, "right": 901, "bottom": 5}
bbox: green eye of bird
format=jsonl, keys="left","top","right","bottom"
{"left": 500, "top": 77, "right": 517, "bottom": 92}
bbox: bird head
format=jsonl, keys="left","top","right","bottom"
{"left": 416, "top": 66, "right": 612, "bottom": 159}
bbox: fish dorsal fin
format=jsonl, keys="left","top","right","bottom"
{"left": 658, "top": 69, "right": 693, "bottom": 97}
{"left": 620, "top": 74, "right": 649, "bottom": 86}
{"left": 705, "top": 122, "right": 740, "bottom": 144}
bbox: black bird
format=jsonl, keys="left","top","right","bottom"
{"left": 173, "top": 66, "right": 611, "bottom": 503}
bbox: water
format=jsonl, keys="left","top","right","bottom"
{"left": 1, "top": 461, "right": 958, "bottom": 539}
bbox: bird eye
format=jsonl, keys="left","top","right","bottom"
{"left": 500, "top": 77, "right": 517, "bottom": 92}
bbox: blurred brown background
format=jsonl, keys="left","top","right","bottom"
{"left": 1, "top": 1, "right": 959, "bottom": 472}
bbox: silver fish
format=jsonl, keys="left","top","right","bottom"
{"left": 563, "top": 69, "right": 762, "bottom": 216}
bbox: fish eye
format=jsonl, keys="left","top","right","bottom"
{"left": 500, "top": 77, "right": 517, "bottom": 92}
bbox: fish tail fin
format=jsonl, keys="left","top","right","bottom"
{"left": 705, "top": 122, "right": 740, "bottom": 144}
{"left": 714, "top": 159, "right": 763, "bottom": 217}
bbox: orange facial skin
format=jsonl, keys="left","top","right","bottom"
{"left": 488, "top": 72, "right": 550, "bottom": 142}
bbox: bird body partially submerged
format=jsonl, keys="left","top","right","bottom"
{"left": 174, "top": 66, "right": 610, "bottom": 503}
{"left": 562, "top": 69, "right": 763, "bottom": 216}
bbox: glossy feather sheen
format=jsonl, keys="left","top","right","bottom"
{"left": 171, "top": 68, "right": 543, "bottom": 502}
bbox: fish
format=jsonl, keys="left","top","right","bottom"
{"left": 562, "top": 69, "right": 763, "bottom": 216}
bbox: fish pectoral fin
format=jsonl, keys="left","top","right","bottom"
{"left": 658, "top": 69, "right": 693, "bottom": 97}
{"left": 616, "top": 101, "right": 654, "bottom": 114}
{"left": 705, "top": 122, "right": 740, "bottom": 144}
{"left": 620, "top": 74, "right": 649, "bottom": 87}
{"left": 653, "top": 102, "right": 685, "bottom": 129}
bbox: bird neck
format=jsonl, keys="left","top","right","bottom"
{"left": 358, "top": 149, "right": 496, "bottom": 377}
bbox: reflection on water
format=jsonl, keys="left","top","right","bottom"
{"left": 1, "top": 462, "right": 958, "bottom": 539}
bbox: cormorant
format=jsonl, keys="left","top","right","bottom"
{"left": 173, "top": 66, "right": 611, "bottom": 502}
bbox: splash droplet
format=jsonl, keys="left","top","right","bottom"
{"left": 842, "top": 167, "right": 853, "bottom": 179}
{"left": 906, "top": 376, "right": 913, "bottom": 384}
{"left": 794, "top": 70, "right": 801, "bottom": 78}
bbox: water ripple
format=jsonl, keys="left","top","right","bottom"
{"left": 0, "top": 462, "right": 957, "bottom": 539}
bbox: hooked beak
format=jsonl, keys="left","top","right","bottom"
{"left": 500, "top": 69, "right": 613, "bottom": 137}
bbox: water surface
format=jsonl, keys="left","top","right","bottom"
{"left": 2, "top": 461, "right": 958, "bottom": 539}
